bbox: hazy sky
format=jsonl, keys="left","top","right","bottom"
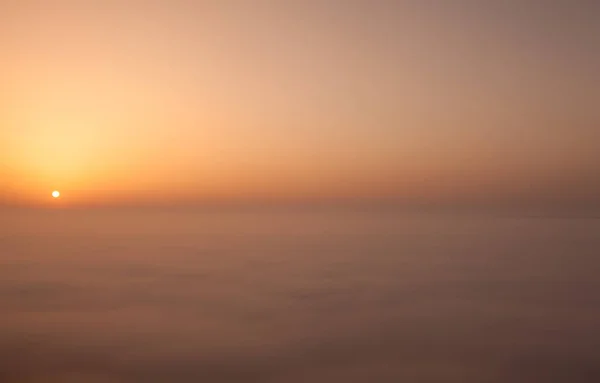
{"left": 1, "top": 1, "right": 599, "bottom": 207}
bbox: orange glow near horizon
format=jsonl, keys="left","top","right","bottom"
{"left": 1, "top": 2, "right": 599, "bottom": 208}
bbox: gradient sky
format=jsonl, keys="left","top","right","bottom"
{"left": 1, "top": 1, "right": 599, "bottom": 207}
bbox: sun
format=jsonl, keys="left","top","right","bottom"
{"left": 52, "top": 190, "right": 61, "bottom": 198}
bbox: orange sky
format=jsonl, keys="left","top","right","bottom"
{"left": 1, "top": 1, "right": 599, "bottom": 208}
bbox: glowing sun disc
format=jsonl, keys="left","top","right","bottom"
{"left": 52, "top": 191, "right": 60, "bottom": 198}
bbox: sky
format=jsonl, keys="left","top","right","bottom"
{"left": 1, "top": 0, "right": 599, "bottom": 208}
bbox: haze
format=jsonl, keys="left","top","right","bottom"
{"left": 1, "top": 1, "right": 599, "bottom": 210}
{"left": 2, "top": 3, "right": 600, "bottom": 382}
